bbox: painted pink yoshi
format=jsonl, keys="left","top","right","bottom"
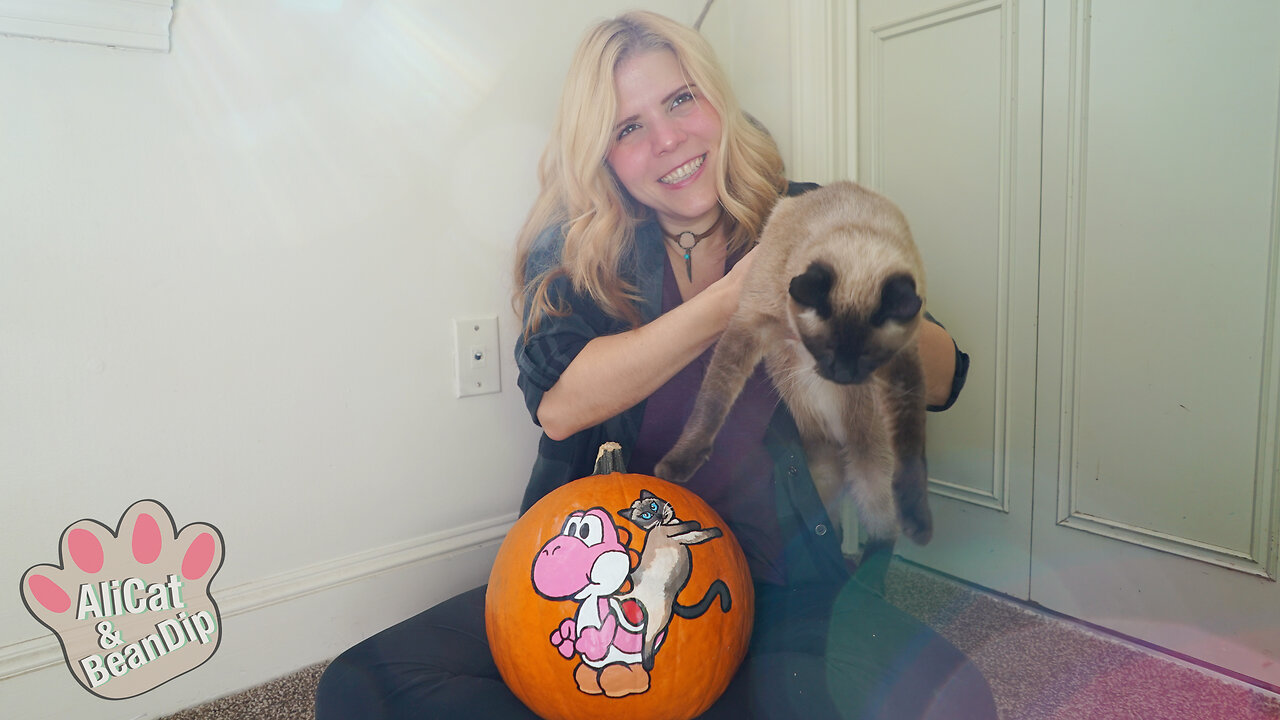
{"left": 531, "top": 508, "right": 656, "bottom": 697}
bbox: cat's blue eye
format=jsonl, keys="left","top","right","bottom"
{"left": 641, "top": 511, "right": 652, "bottom": 519}
{"left": 649, "top": 502, "right": 659, "bottom": 512}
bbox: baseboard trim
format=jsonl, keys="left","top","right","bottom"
{"left": 0, "top": 0, "right": 174, "bottom": 51}
{"left": 0, "top": 513, "right": 516, "bottom": 681}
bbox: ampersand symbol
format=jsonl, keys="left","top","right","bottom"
{"left": 97, "top": 621, "right": 122, "bottom": 650}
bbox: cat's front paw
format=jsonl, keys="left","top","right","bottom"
{"left": 654, "top": 445, "right": 711, "bottom": 485}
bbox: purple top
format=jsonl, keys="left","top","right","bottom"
{"left": 629, "top": 254, "right": 787, "bottom": 584}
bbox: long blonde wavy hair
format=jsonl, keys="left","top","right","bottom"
{"left": 513, "top": 10, "right": 786, "bottom": 335}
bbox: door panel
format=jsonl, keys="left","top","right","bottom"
{"left": 1033, "top": 0, "right": 1280, "bottom": 684}
{"left": 858, "top": 0, "right": 1042, "bottom": 598}
{"left": 858, "top": 0, "right": 1280, "bottom": 688}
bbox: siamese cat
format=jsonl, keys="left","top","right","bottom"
{"left": 617, "top": 490, "right": 731, "bottom": 671}
{"left": 655, "top": 181, "right": 932, "bottom": 554}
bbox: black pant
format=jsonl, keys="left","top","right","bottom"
{"left": 316, "top": 575, "right": 996, "bottom": 720}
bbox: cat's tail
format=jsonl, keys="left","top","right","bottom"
{"left": 673, "top": 579, "right": 732, "bottom": 619}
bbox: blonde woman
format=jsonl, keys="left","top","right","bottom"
{"left": 318, "top": 11, "right": 991, "bottom": 719}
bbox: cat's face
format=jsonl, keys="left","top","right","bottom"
{"left": 620, "top": 492, "right": 673, "bottom": 530}
{"left": 788, "top": 261, "right": 922, "bottom": 384}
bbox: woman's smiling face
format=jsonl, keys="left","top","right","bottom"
{"left": 606, "top": 48, "right": 723, "bottom": 232}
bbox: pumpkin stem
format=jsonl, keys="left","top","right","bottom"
{"left": 593, "top": 442, "right": 626, "bottom": 475}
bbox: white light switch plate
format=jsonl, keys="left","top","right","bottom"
{"left": 454, "top": 317, "right": 501, "bottom": 397}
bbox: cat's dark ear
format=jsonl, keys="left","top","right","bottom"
{"left": 871, "top": 273, "right": 922, "bottom": 326}
{"left": 789, "top": 261, "right": 835, "bottom": 318}
{"left": 640, "top": 489, "right": 656, "bottom": 500}
{"left": 618, "top": 507, "right": 634, "bottom": 521}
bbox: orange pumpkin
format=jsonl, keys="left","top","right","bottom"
{"left": 486, "top": 445, "right": 754, "bottom": 720}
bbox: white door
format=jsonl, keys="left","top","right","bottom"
{"left": 857, "top": 0, "right": 1044, "bottom": 599}
{"left": 1032, "top": 0, "right": 1280, "bottom": 685}
{"left": 858, "top": 0, "right": 1280, "bottom": 687}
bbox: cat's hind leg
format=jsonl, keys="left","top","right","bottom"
{"left": 878, "top": 349, "right": 932, "bottom": 544}
{"left": 640, "top": 616, "right": 666, "bottom": 672}
{"left": 842, "top": 438, "right": 898, "bottom": 594}
{"left": 894, "top": 453, "right": 932, "bottom": 544}
{"left": 803, "top": 438, "right": 846, "bottom": 535}
{"left": 843, "top": 429, "right": 900, "bottom": 548}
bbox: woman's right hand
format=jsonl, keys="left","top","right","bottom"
{"left": 724, "top": 244, "right": 758, "bottom": 283}
{"left": 684, "top": 244, "right": 757, "bottom": 328}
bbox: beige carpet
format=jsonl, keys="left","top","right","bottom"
{"left": 883, "top": 563, "right": 1280, "bottom": 720}
{"left": 160, "top": 662, "right": 326, "bottom": 720}
{"left": 162, "top": 561, "right": 1280, "bottom": 719}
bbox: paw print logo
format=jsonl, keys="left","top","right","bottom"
{"left": 20, "top": 499, "right": 225, "bottom": 699}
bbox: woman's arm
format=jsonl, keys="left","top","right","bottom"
{"left": 918, "top": 320, "right": 959, "bottom": 409}
{"left": 536, "top": 251, "right": 962, "bottom": 439}
{"left": 536, "top": 253, "right": 755, "bottom": 441}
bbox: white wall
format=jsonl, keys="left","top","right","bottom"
{"left": 703, "top": 0, "right": 849, "bottom": 185}
{"left": 699, "top": 0, "right": 797, "bottom": 173}
{"left": 0, "top": 1, "right": 724, "bottom": 717}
